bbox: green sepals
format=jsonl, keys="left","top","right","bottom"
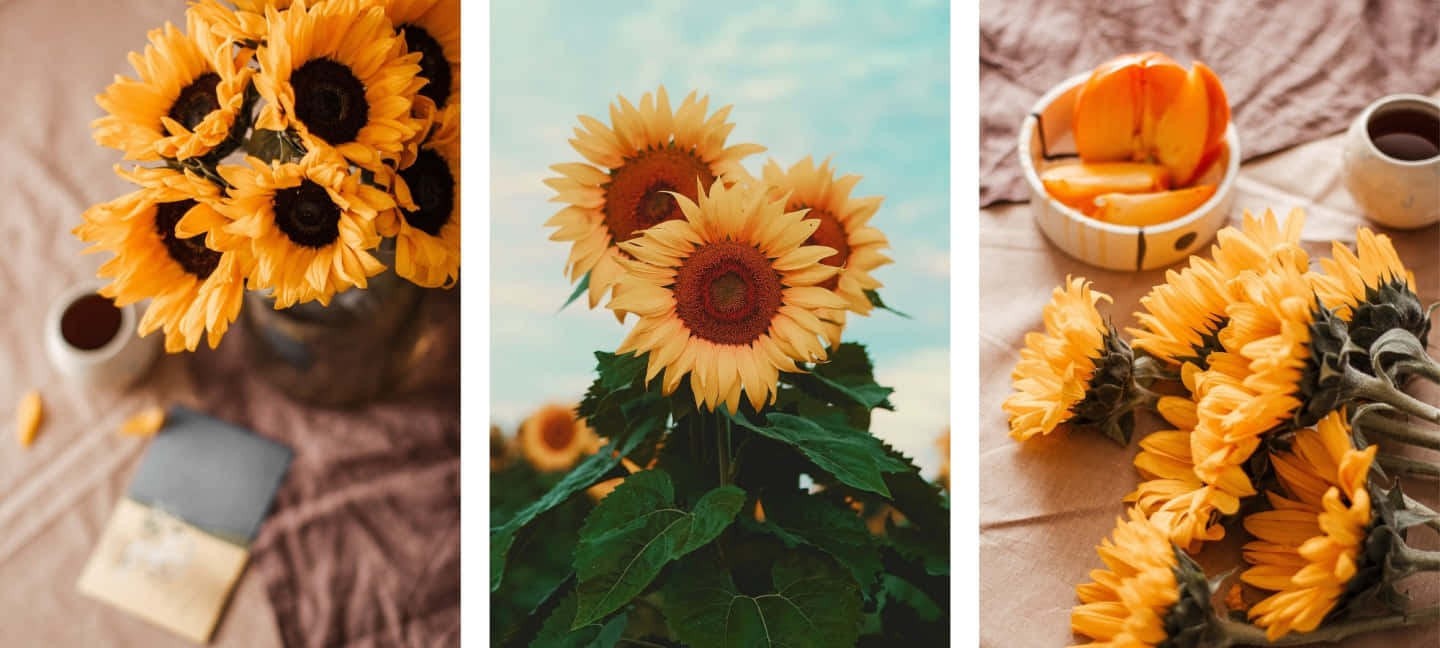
{"left": 1331, "top": 480, "right": 1412, "bottom": 619}
{"left": 492, "top": 428, "right": 652, "bottom": 592}
{"left": 1158, "top": 548, "right": 1215, "bottom": 648}
{"left": 1347, "top": 277, "right": 1431, "bottom": 371}
{"left": 531, "top": 591, "right": 628, "bottom": 648}
{"left": 729, "top": 411, "right": 906, "bottom": 497}
{"left": 1171, "top": 316, "right": 1227, "bottom": 370}
{"left": 740, "top": 491, "right": 883, "bottom": 592}
{"left": 1070, "top": 323, "right": 1138, "bottom": 446}
{"left": 571, "top": 470, "right": 745, "bottom": 628}
{"left": 663, "top": 550, "right": 863, "bottom": 648}
{"left": 864, "top": 289, "right": 911, "bottom": 319}
{"left": 559, "top": 272, "right": 592, "bottom": 312}
{"left": 1296, "top": 302, "right": 1352, "bottom": 427}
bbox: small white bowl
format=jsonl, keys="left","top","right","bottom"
{"left": 44, "top": 280, "right": 161, "bottom": 391}
{"left": 1017, "top": 73, "right": 1240, "bottom": 271}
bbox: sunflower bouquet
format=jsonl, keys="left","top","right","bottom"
{"left": 1005, "top": 209, "right": 1440, "bottom": 645}
{"left": 74, "top": 0, "right": 459, "bottom": 353}
{"left": 491, "top": 86, "right": 949, "bottom": 646}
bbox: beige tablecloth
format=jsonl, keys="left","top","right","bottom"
{"left": 979, "top": 112, "right": 1440, "bottom": 644}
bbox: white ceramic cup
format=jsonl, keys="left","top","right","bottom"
{"left": 44, "top": 281, "right": 162, "bottom": 390}
{"left": 1340, "top": 94, "right": 1440, "bottom": 230}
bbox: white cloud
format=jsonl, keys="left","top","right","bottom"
{"left": 869, "top": 346, "right": 949, "bottom": 480}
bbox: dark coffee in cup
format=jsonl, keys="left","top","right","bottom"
{"left": 1367, "top": 107, "right": 1440, "bottom": 162}
{"left": 60, "top": 293, "right": 123, "bottom": 351}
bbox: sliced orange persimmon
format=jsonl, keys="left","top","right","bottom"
{"left": 1093, "top": 184, "right": 1217, "bottom": 227}
{"left": 1195, "top": 61, "right": 1230, "bottom": 156}
{"left": 1151, "top": 66, "right": 1211, "bottom": 186}
{"left": 1073, "top": 55, "right": 1142, "bottom": 163}
{"left": 1040, "top": 162, "right": 1171, "bottom": 214}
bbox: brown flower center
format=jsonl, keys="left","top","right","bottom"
{"left": 538, "top": 413, "right": 575, "bottom": 450}
{"left": 153, "top": 200, "right": 220, "bottom": 279}
{"left": 674, "top": 242, "right": 782, "bottom": 345}
{"left": 291, "top": 58, "right": 369, "bottom": 145}
{"left": 799, "top": 206, "right": 850, "bottom": 291}
{"left": 273, "top": 179, "right": 341, "bottom": 248}
{"left": 399, "top": 24, "right": 452, "bottom": 109}
{"left": 168, "top": 72, "right": 222, "bottom": 132}
{"left": 399, "top": 149, "right": 455, "bottom": 236}
{"left": 604, "top": 147, "right": 715, "bottom": 243}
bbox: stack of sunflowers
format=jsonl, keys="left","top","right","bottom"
{"left": 1006, "top": 209, "right": 1440, "bottom": 645}
{"left": 74, "top": 0, "right": 460, "bottom": 353}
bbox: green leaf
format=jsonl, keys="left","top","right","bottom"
{"left": 531, "top": 591, "right": 627, "bottom": 648}
{"left": 559, "top": 272, "right": 591, "bottom": 312}
{"left": 864, "top": 289, "right": 911, "bottom": 319}
{"left": 729, "top": 411, "right": 897, "bottom": 497}
{"left": 742, "top": 492, "right": 882, "bottom": 590}
{"left": 492, "top": 429, "right": 649, "bottom": 592}
{"left": 571, "top": 471, "right": 744, "bottom": 628}
{"left": 245, "top": 128, "right": 286, "bottom": 161}
{"left": 800, "top": 342, "right": 895, "bottom": 411}
{"left": 664, "top": 551, "right": 862, "bottom": 648}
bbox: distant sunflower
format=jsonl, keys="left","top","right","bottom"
{"left": 255, "top": 0, "right": 424, "bottom": 172}
{"left": 519, "top": 403, "right": 599, "bottom": 473}
{"left": 607, "top": 180, "right": 848, "bottom": 413}
{"left": 93, "top": 16, "right": 253, "bottom": 161}
{"left": 382, "top": 103, "right": 459, "bottom": 287}
{"left": 1125, "top": 363, "right": 1239, "bottom": 552}
{"left": 546, "top": 86, "right": 765, "bottom": 309}
{"left": 216, "top": 148, "right": 394, "bottom": 308}
{"left": 1130, "top": 209, "right": 1307, "bottom": 366}
{"left": 759, "top": 157, "right": 890, "bottom": 346}
{"left": 1004, "top": 276, "right": 1135, "bottom": 442}
{"left": 1241, "top": 410, "right": 1376, "bottom": 640}
{"left": 74, "top": 167, "right": 246, "bottom": 353}
{"left": 1071, "top": 509, "right": 1213, "bottom": 647}
{"left": 374, "top": 0, "right": 459, "bottom": 110}
{"left": 188, "top": 0, "right": 285, "bottom": 45}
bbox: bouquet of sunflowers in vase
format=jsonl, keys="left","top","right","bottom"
{"left": 74, "top": 0, "right": 459, "bottom": 353}
{"left": 1006, "top": 209, "right": 1440, "bottom": 646}
{"left": 491, "top": 86, "right": 949, "bottom": 646}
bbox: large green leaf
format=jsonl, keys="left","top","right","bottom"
{"left": 729, "top": 412, "right": 904, "bottom": 497}
{"left": 742, "top": 492, "right": 882, "bottom": 591}
{"left": 530, "top": 591, "right": 627, "bottom": 648}
{"left": 491, "top": 429, "right": 649, "bottom": 592}
{"left": 571, "top": 470, "right": 745, "bottom": 628}
{"left": 664, "top": 551, "right": 862, "bottom": 648}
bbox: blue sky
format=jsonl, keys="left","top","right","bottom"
{"left": 490, "top": 0, "right": 950, "bottom": 475}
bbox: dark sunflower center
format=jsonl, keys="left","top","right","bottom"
{"left": 539, "top": 416, "right": 574, "bottom": 450}
{"left": 153, "top": 200, "right": 220, "bottom": 279}
{"left": 799, "top": 207, "right": 851, "bottom": 291}
{"left": 674, "top": 242, "right": 783, "bottom": 345}
{"left": 400, "top": 24, "right": 452, "bottom": 108}
{"left": 292, "top": 58, "right": 369, "bottom": 145}
{"left": 399, "top": 149, "right": 455, "bottom": 236}
{"left": 604, "top": 147, "right": 715, "bottom": 243}
{"left": 273, "top": 179, "right": 341, "bottom": 248}
{"left": 168, "top": 73, "right": 222, "bottom": 132}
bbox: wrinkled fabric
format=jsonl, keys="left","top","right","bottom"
{"left": 980, "top": 0, "right": 1440, "bottom": 206}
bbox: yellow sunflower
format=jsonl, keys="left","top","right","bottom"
{"left": 213, "top": 148, "right": 394, "bottom": 308}
{"left": 1071, "top": 509, "right": 1208, "bottom": 647}
{"left": 1003, "top": 276, "right": 1110, "bottom": 441}
{"left": 606, "top": 179, "right": 849, "bottom": 413}
{"left": 93, "top": 15, "right": 253, "bottom": 161}
{"left": 381, "top": 103, "right": 459, "bottom": 287}
{"left": 759, "top": 156, "right": 890, "bottom": 346}
{"left": 370, "top": 0, "right": 459, "bottom": 110}
{"left": 546, "top": 86, "right": 765, "bottom": 310}
{"left": 254, "top": 0, "right": 425, "bottom": 172}
{"left": 519, "top": 403, "right": 600, "bottom": 473}
{"left": 1241, "top": 410, "right": 1376, "bottom": 640}
{"left": 188, "top": 0, "right": 289, "bottom": 45}
{"left": 74, "top": 167, "right": 247, "bottom": 353}
{"left": 1125, "top": 363, "right": 1239, "bottom": 552}
{"left": 1130, "top": 208, "right": 1307, "bottom": 365}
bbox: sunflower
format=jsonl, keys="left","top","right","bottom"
{"left": 1125, "top": 363, "right": 1239, "bottom": 552}
{"left": 1315, "top": 227, "right": 1430, "bottom": 357}
{"left": 381, "top": 103, "right": 459, "bottom": 287}
{"left": 759, "top": 157, "right": 890, "bottom": 346}
{"left": 546, "top": 86, "right": 765, "bottom": 310}
{"left": 1241, "top": 410, "right": 1376, "bottom": 640}
{"left": 254, "top": 0, "right": 425, "bottom": 172}
{"left": 212, "top": 147, "right": 394, "bottom": 308}
{"left": 371, "top": 0, "right": 459, "bottom": 110}
{"left": 93, "top": 15, "right": 253, "bottom": 162}
{"left": 606, "top": 179, "right": 848, "bottom": 413}
{"left": 188, "top": 0, "right": 288, "bottom": 45}
{"left": 74, "top": 167, "right": 246, "bottom": 353}
{"left": 1071, "top": 509, "right": 1213, "bottom": 647}
{"left": 519, "top": 403, "right": 600, "bottom": 473}
{"left": 1003, "top": 276, "right": 1122, "bottom": 441}
{"left": 1130, "top": 208, "right": 1307, "bottom": 366}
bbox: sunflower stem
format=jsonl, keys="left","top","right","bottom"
{"left": 1357, "top": 412, "right": 1440, "bottom": 452}
{"left": 1395, "top": 541, "right": 1440, "bottom": 572}
{"left": 716, "top": 410, "right": 732, "bottom": 487}
{"left": 1213, "top": 605, "right": 1440, "bottom": 646}
{"left": 1346, "top": 368, "right": 1440, "bottom": 425}
{"left": 1377, "top": 452, "right": 1440, "bottom": 479}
